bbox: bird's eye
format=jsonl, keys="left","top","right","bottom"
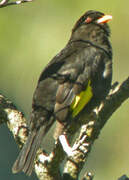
{"left": 85, "top": 17, "right": 92, "bottom": 23}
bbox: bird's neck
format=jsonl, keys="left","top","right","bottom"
{"left": 69, "top": 24, "right": 111, "bottom": 53}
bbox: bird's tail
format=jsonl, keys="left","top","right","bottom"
{"left": 12, "top": 126, "right": 46, "bottom": 176}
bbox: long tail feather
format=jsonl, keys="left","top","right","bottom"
{"left": 12, "top": 126, "right": 46, "bottom": 176}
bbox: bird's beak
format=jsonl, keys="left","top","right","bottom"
{"left": 97, "top": 15, "right": 112, "bottom": 24}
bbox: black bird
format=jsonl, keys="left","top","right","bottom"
{"left": 12, "top": 10, "right": 112, "bottom": 176}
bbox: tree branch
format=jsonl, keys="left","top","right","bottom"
{"left": 62, "top": 77, "right": 129, "bottom": 179}
{"left": 0, "top": 94, "right": 62, "bottom": 179}
{"left": 0, "top": 77, "right": 129, "bottom": 180}
{"left": 0, "top": 0, "right": 33, "bottom": 8}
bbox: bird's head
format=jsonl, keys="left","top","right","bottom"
{"left": 70, "top": 10, "right": 112, "bottom": 43}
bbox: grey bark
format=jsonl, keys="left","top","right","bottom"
{"left": 0, "top": 77, "right": 129, "bottom": 179}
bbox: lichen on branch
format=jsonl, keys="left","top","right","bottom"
{"left": 0, "top": 77, "right": 129, "bottom": 180}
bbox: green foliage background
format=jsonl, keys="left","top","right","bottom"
{"left": 0, "top": 0, "right": 129, "bottom": 179}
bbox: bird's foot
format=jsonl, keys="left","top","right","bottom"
{"left": 59, "top": 134, "right": 88, "bottom": 157}
{"left": 59, "top": 134, "right": 75, "bottom": 156}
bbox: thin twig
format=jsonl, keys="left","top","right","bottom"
{"left": 0, "top": 0, "right": 33, "bottom": 8}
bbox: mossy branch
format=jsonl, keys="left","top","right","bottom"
{"left": 0, "top": 77, "right": 129, "bottom": 180}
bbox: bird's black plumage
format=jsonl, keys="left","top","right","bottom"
{"left": 12, "top": 10, "right": 112, "bottom": 175}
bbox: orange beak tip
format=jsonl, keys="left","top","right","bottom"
{"left": 97, "top": 15, "right": 112, "bottom": 24}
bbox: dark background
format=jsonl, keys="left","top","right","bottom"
{"left": 0, "top": 0, "right": 129, "bottom": 179}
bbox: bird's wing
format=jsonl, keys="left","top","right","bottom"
{"left": 54, "top": 42, "right": 112, "bottom": 121}
{"left": 54, "top": 45, "right": 97, "bottom": 123}
{"left": 38, "top": 43, "right": 78, "bottom": 82}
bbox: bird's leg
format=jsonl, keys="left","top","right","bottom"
{"left": 59, "top": 134, "right": 88, "bottom": 156}
{"left": 58, "top": 134, "right": 74, "bottom": 156}
{"left": 54, "top": 120, "right": 88, "bottom": 156}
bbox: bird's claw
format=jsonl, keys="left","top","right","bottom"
{"left": 59, "top": 134, "right": 88, "bottom": 157}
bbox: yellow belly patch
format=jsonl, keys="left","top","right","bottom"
{"left": 70, "top": 80, "right": 93, "bottom": 117}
